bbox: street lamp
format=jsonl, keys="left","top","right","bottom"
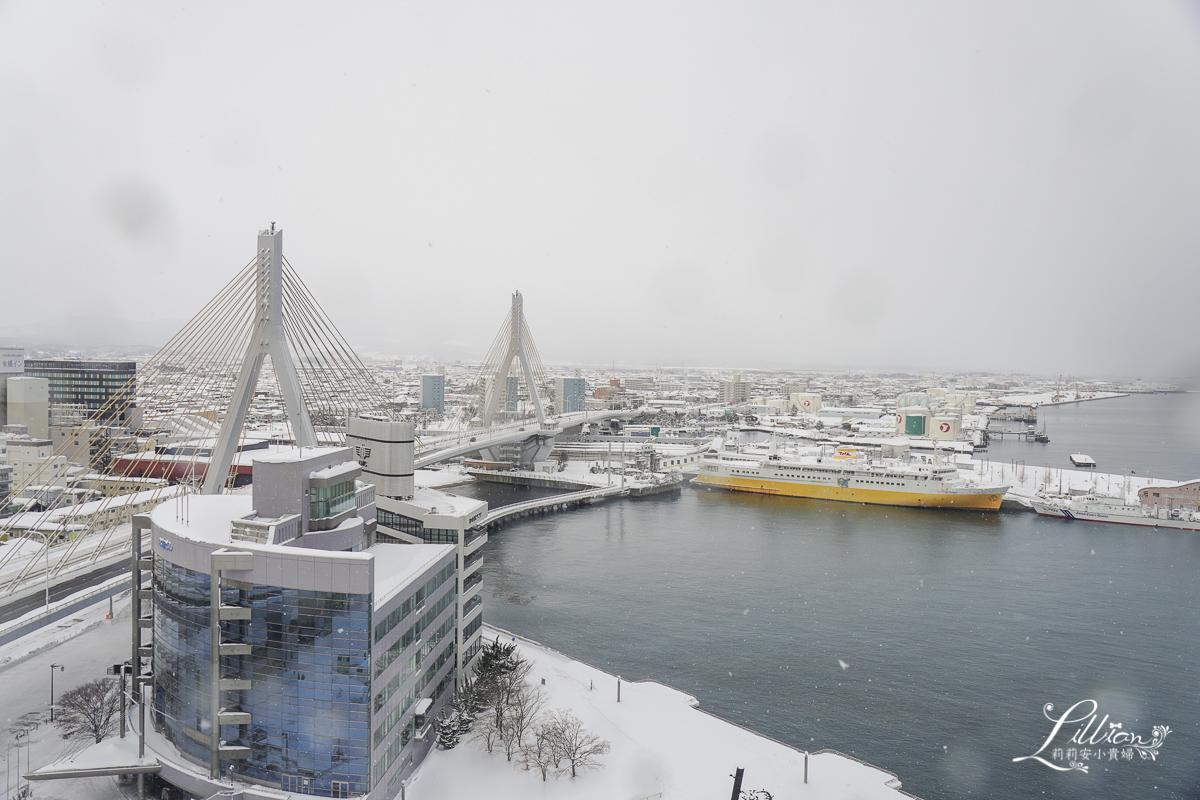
{"left": 28, "top": 530, "right": 56, "bottom": 610}
{"left": 49, "top": 663, "right": 65, "bottom": 722}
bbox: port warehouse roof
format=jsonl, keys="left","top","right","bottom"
{"left": 109, "top": 443, "right": 299, "bottom": 482}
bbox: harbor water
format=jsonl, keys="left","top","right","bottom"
{"left": 470, "top": 394, "right": 1200, "bottom": 799}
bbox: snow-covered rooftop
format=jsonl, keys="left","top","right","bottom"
{"left": 151, "top": 494, "right": 254, "bottom": 545}
{"left": 369, "top": 541, "right": 455, "bottom": 605}
{"left": 254, "top": 445, "right": 345, "bottom": 464}
{"left": 410, "top": 486, "right": 487, "bottom": 518}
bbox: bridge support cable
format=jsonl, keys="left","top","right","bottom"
{"left": 0, "top": 259, "right": 260, "bottom": 588}
{"left": 1, "top": 226, "right": 394, "bottom": 595}
{"left": 280, "top": 261, "right": 390, "bottom": 420}
{"left": 474, "top": 291, "right": 550, "bottom": 428}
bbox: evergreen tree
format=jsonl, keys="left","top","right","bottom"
{"left": 435, "top": 710, "right": 462, "bottom": 750}
{"left": 454, "top": 676, "right": 481, "bottom": 724}
{"left": 473, "top": 637, "right": 517, "bottom": 684}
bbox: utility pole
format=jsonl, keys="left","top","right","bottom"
{"left": 49, "top": 663, "right": 64, "bottom": 721}
{"left": 729, "top": 767, "right": 744, "bottom": 800}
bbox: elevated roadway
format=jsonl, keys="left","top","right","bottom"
{"left": 414, "top": 410, "right": 637, "bottom": 469}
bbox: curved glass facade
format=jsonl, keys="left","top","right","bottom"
{"left": 154, "top": 559, "right": 372, "bottom": 796}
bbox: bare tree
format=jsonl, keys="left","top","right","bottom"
{"left": 548, "top": 710, "right": 610, "bottom": 778}
{"left": 472, "top": 709, "right": 502, "bottom": 754}
{"left": 501, "top": 682, "right": 545, "bottom": 762}
{"left": 57, "top": 678, "right": 122, "bottom": 743}
{"left": 487, "top": 656, "right": 532, "bottom": 734}
{"left": 521, "top": 718, "right": 561, "bottom": 781}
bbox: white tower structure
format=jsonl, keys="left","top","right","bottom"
{"left": 202, "top": 226, "right": 317, "bottom": 494}
{"left": 478, "top": 291, "right": 547, "bottom": 428}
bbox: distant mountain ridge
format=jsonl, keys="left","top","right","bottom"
{"left": 0, "top": 315, "right": 186, "bottom": 352}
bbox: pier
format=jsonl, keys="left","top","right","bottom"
{"left": 470, "top": 467, "right": 683, "bottom": 530}
{"left": 478, "top": 484, "right": 626, "bottom": 529}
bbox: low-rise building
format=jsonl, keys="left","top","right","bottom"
{"left": 1139, "top": 479, "right": 1200, "bottom": 511}
{"left": 7, "top": 377, "right": 49, "bottom": 439}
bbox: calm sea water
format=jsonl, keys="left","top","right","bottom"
{"left": 468, "top": 395, "right": 1200, "bottom": 799}
{"left": 984, "top": 392, "right": 1200, "bottom": 481}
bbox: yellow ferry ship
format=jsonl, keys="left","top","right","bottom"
{"left": 692, "top": 440, "right": 1007, "bottom": 510}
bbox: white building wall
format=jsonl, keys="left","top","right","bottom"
{"left": 7, "top": 377, "right": 48, "bottom": 439}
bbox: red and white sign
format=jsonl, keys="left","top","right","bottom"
{"left": 802, "top": 400, "right": 811, "bottom": 407}
{"left": 939, "top": 422, "right": 951, "bottom": 433}
{"left": 895, "top": 414, "right": 903, "bottom": 424}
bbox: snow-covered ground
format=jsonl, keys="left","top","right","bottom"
{"left": 0, "top": 590, "right": 135, "bottom": 800}
{"left": 407, "top": 628, "right": 911, "bottom": 800}
{"left": 2, "top": 598, "right": 912, "bottom": 800}
{"left": 995, "top": 391, "right": 1127, "bottom": 407}
{"left": 959, "top": 456, "right": 1168, "bottom": 505}
{"left": 414, "top": 466, "right": 474, "bottom": 489}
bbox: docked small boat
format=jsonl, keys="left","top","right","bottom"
{"left": 1030, "top": 490, "right": 1200, "bottom": 531}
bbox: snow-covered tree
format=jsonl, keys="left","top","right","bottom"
{"left": 435, "top": 711, "right": 463, "bottom": 749}
{"left": 474, "top": 638, "right": 531, "bottom": 733}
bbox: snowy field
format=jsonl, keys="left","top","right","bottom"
{"left": 407, "top": 628, "right": 911, "bottom": 800}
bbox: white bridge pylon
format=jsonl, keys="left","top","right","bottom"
{"left": 478, "top": 291, "right": 547, "bottom": 428}
{"left": 201, "top": 226, "right": 316, "bottom": 494}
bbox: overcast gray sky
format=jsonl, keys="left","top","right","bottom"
{"left": 2, "top": 2, "right": 1199, "bottom": 378}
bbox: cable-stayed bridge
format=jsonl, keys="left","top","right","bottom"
{"left": 0, "top": 227, "right": 631, "bottom": 604}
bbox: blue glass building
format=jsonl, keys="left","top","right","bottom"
{"left": 144, "top": 447, "right": 458, "bottom": 798}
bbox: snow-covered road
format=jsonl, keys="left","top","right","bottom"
{"left": 1, "top": 599, "right": 134, "bottom": 800}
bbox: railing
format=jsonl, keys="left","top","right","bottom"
{"left": 479, "top": 484, "right": 624, "bottom": 527}
{"left": 355, "top": 484, "right": 376, "bottom": 509}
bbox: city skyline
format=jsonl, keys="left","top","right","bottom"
{"left": 3, "top": 4, "right": 1200, "bottom": 375}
